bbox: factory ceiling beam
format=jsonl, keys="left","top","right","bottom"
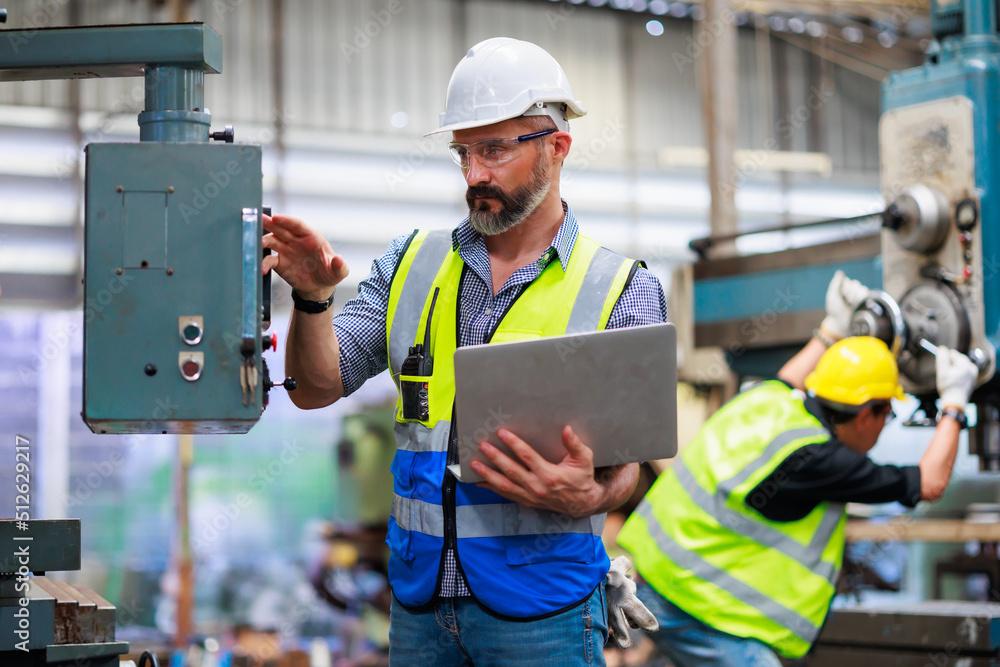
{"left": 775, "top": 31, "right": 924, "bottom": 80}
{"left": 736, "top": 0, "right": 928, "bottom": 19}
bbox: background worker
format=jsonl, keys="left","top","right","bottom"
{"left": 262, "top": 37, "right": 664, "bottom": 665}
{"left": 617, "top": 271, "right": 980, "bottom": 666}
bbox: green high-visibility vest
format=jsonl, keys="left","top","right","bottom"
{"left": 618, "top": 380, "right": 845, "bottom": 659}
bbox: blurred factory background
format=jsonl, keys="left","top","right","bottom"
{"left": 4, "top": 0, "right": 999, "bottom": 665}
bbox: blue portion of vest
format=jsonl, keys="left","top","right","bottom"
{"left": 388, "top": 452, "right": 610, "bottom": 617}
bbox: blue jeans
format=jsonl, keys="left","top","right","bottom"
{"left": 389, "top": 584, "right": 608, "bottom": 666}
{"left": 636, "top": 581, "right": 782, "bottom": 667}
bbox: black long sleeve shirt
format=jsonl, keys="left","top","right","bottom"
{"left": 747, "top": 383, "right": 922, "bottom": 523}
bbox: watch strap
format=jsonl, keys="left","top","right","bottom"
{"left": 939, "top": 406, "right": 968, "bottom": 429}
{"left": 291, "top": 288, "right": 335, "bottom": 313}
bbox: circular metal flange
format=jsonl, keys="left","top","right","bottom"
{"left": 886, "top": 184, "right": 952, "bottom": 254}
{"left": 897, "top": 279, "right": 971, "bottom": 394}
{"left": 850, "top": 290, "right": 906, "bottom": 357}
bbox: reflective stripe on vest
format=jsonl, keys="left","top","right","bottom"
{"left": 392, "top": 494, "right": 606, "bottom": 539}
{"left": 384, "top": 228, "right": 638, "bottom": 616}
{"left": 671, "top": 434, "right": 841, "bottom": 583}
{"left": 387, "top": 229, "right": 453, "bottom": 381}
{"left": 393, "top": 420, "right": 451, "bottom": 453}
{"left": 634, "top": 501, "right": 822, "bottom": 644}
{"left": 567, "top": 246, "right": 627, "bottom": 333}
{"left": 716, "top": 427, "right": 827, "bottom": 498}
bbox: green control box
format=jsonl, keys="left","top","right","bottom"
{"left": 83, "top": 142, "right": 265, "bottom": 434}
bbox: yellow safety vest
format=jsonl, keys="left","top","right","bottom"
{"left": 384, "top": 227, "right": 640, "bottom": 616}
{"left": 618, "top": 380, "right": 845, "bottom": 658}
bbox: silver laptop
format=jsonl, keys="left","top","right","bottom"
{"left": 450, "top": 323, "right": 677, "bottom": 483}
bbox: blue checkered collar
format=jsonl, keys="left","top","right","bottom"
{"left": 451, "top": 200, "right": 578, "bottom": 273}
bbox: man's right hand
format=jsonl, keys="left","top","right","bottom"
{"left": 936, "top": 346, "right": 978, "bottom": 409}
{"left": 262, "top": 213, "right": 350, "bottom": 300}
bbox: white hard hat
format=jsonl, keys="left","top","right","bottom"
{"left": 425, "top": 37, "right": 587, "bottom": 136}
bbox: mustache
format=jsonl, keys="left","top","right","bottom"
{"left": 466, "top": 185, "right": 514, "bottom": 208}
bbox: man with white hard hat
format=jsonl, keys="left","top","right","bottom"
{"left": 263, "top": 38, "right": 664, "bottom": 664}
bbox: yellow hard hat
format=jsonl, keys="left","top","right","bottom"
{"left": 805, "top": 336, "right": 906, "bottom": 408}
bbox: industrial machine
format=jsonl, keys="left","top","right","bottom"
{"left": 849, "top": 0, "right": 1000, "bottom": 469}
{"left": 812, "top": 602, "right": 1000, "bottom": 666}
{"left": 0, "top": 519, "right": 129, "bottom": 667}
{"left": 0, "top": 19, "right": 293, "bottom": 434}
{"left": 693, "top": 0, "right": 1000, "bottom": 471}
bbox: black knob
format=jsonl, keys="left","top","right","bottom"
{"left": 210, "top": 125, "right": 235, "bottom": 143}
{"left": 882, "top": 203, "right": 905, "bottom": 230}
{"left": 264, "top": 376, "right": 297, "bottom": 391}
{"left": 144, "top": 364, "right": 157, "bottom": 377}
{"left": 0, "top": 9, "right": 7, "bottom": 23}
{"left": 955, "top": 197, "right": 978, "bottom": 232}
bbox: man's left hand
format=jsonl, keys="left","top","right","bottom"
{"left": 472, "top": 426, "right": 626, "bottom": 518}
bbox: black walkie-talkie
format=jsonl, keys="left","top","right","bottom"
{"left": 400, "top": 288, "right": 440, "bottom": 421}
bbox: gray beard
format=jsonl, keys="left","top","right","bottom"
{"left": 467, "top": 159, "right": 551, "bottom": 237}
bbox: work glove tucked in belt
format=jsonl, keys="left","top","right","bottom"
{"left": 605, "top": 555, "right": 659, "bottom": 649}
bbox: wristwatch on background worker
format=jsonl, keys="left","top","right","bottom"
{"left": 938, "top": 406, "right": 968, "bottom": 429}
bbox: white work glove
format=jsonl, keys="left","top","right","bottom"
{"left": 605, "top": 555, "right": 658, "bottom": 650}
{"left": 820, "top": 270, "right": 872, "bottom": 340}
{"left": 936, "top": 346, "right": 978, "bottom": 409}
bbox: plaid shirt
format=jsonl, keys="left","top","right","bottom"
{"left": 334, "top": 202, "right": 668, "bottom": 596}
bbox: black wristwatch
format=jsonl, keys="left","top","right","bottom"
{"left": 939, "top": 407, "right": 968, "bottom": 429}
{"left": 291, "top": 288, "right": 335, "bottom": 314}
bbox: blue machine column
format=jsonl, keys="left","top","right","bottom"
{"left": 138, "top": 66, "right": 211, "bottom": 143}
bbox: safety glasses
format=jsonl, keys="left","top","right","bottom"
{"left": 448, "top": 129, "right": 556, "bottom": 171}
